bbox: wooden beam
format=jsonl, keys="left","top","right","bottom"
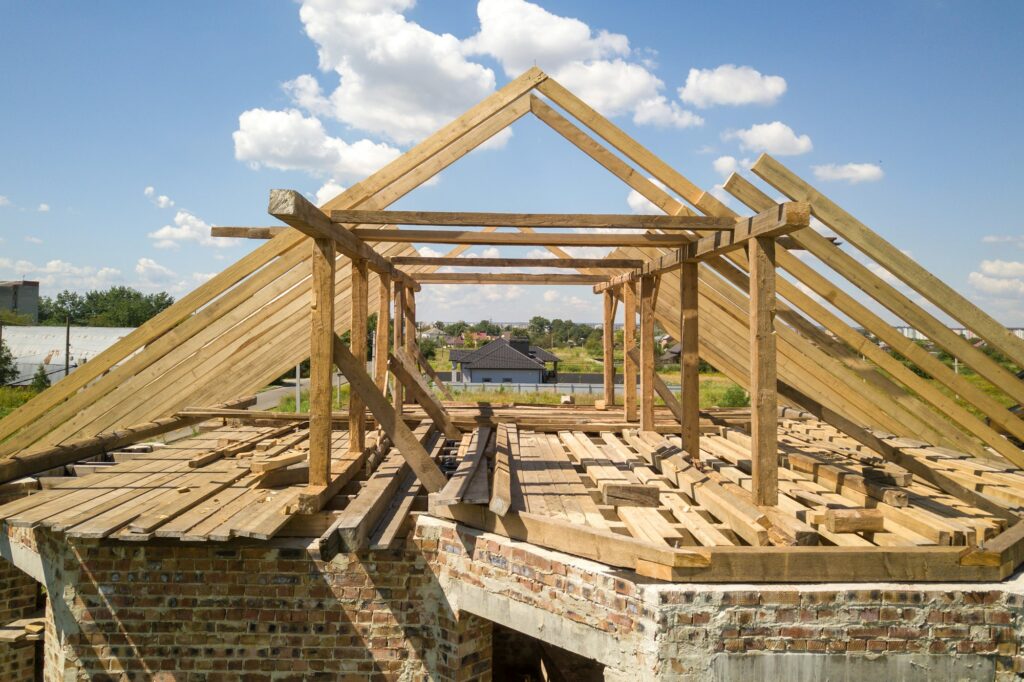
{"left": 390, "top": 256, "right": 643, "bottom": 269}
{"left": 416, "top": 347, "right": 455, "bottom": 401}
{"left": 351, "top": 229, "right": 689, "bottom": 247}
{"left": 680, "top": 260, "right": 700, "bottom": 462}
{"left": 750, "top": 236, "right": 778, "bottom": 506}
{"left": 268, "top": 189, "right": 420, "bottom": 291}
{"left": 640, "top": 275, "right": 657, "bottom": 430}
{"left": 373, "top": 273, "right": 391, "bottom": 393}
{"left": 392, "top": 282, "right": 405, "bottom": 414}
{"left": 211, "top": 226, "right": 286, "bottom": 239}
{"left": 309, "top": 238, "right": 336, "bottom": 487}
{"left": 430, "top": 427, "right": 493, "bottom": 507}
{"left": 389, "top": 349, "right": 460, "bottom": 440}
{"left": 349, "top": 258, "right": 368, "bottom": 453}
{"left": 602, "top": 291, "right": 616, "bottom": 406}
{"left": 489, "top": 423, "right": 517, "bottom": 516}
{"left": 623, "top": 281, "right": 638, "bottom": 422}
{"left": 332, "top": 334, "right": 447, "bottom": 492}
{"left": 332, "top": 209, "right": 735, "bottom": 230}
{"left": 414, "top": 273, "right": 607, "bottom": 285}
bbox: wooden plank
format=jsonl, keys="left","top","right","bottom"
{"left": 680, "top": 260, "right": 700, "bottom": 462}
{"left": 602, "top": 291, "right": 616, "bottom": 406}
{"left": 332, "top": 209, "right": 735, "bottom": 230}
{"left": 825, "top": 508, "right": 886, "bottom": 533}
{"left": 368, "top": 467, "right": 423, "bottom": 550}
{"left": 126, "top": 468, "right": 251, "bottom": 534}
{"left": 392, "top": 282, "right": 405, "bottom": 413}
{"left": 623, "top": 280, "right": 638, "bottom": 422}
{"left": 389, "top": 349, "right": 460, "bottom": 440}
{"left": 413, "top": 272, "right": 606, "bottom": 285}
{"left": 351, "top": 229, "right": 690, "bottom": 247}
{"left": 639, "top": 275, "right": 657, "bottom": 431}
{"left": 749, "top": 235, "right": 778, "bottom": 507}
{"left": 349, "top": 257, "right": 369, "bottom": 453}
{"left": 308, "top": 237, "right": 336, "bottom": 487}
{"left": 431, "top": 427, "right": 492, "bottom": 507}
{"left": 489, "top": 423, "right": 516, "bottom": 516}
{"left": 416, "top": 347, "right": 455, "bottom": 401}
{"left": 321, "top": 449, "right": 409, "bottom": 553}
{"left": 332, "top": 335, "right": 446, "bottom": 492}
{"left": 391, "top": 256, "right": 643, "bottom": 269}
{"left": 373, "top": 272, "right": 391, "bottom": 392}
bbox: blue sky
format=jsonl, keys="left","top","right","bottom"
{"left": 1, "top": 0, "right": 1022, "bottom": 324}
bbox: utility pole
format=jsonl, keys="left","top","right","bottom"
{"left": 65, "top": 315, "right": 71, "bottom": 379}
{"left": 295, "top": 364, "right": 301, "bottom": 414}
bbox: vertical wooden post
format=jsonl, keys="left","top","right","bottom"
{"left": 750, "top": 236, "right": 778, "bottom": 506}
{"left": 602, "top": 291, "right": 616, "bottom": 406}
{"left": 623, "top": 281, "right": 638, "bottom": 422}
{"left": 405, "top": 285, "right": 417, "bottom": 356}
{"left": 639, "top": 275, "right": 656, "bottom": 431}
{"left": 349, "top": 258, "right": 368, "bottom": 453}
{"left": 680, "top": 260, "right": 700, "bottom": 462}
{"left": 309, "top": 238, "right": 336, "bottom": 487}
{"left": 373, "top": 273, "right": 391, "bottom": 393}
{"left": 392, "top": 282, "right": 405, "bottom": 413}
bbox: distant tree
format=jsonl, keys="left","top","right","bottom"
{"left": 0, "top": 310, "right": 32, "bottom": 325}
{"left": 38, "top": 287, "right": 174, "bottom": 327}
{"left": 0, "top": 339, "right": 16, "bottom": 385}
{"left": 433, "top": 320, "right": 445, "bottom": 331}
{"left": 30, "top": 364, "right": 51, "bottom": 391}
{"left": 443, "top": 321, "right": 469, "bottom": 337}
{"left": 584, "top": 329, "right": 603, "bottom": 359}
{"left": 528, "top": 316, "right": 549, "bottom": 337}
{"left": 471, "top": 319, "right": 501, "bottom": 336}
{"left": 419, "top": 338, "right": 438, "bottom": 360}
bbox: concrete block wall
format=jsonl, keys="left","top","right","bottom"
{"left": 4, "top": 525, "right": 490, "bottom": 681}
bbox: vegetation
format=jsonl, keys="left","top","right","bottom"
{"left": 0, "top": 387, "right": 38, "bottom": 419}
{"left": 276, "top": 384, "right": 351, "bottom": 412}
{"left": 37, "top": 287, "right": 174, "bottom": 327}
{"left": 30, "top": 364, "right": 51, "bottom": 391}
{"left": 0, "top": 339, "right": 16, "bottom": 385}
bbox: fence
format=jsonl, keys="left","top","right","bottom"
{"left": 445, "top": 381, "right": 678, "bottom": 397}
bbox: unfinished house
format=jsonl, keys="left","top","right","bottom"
{"left": 1, "top": 68, "right": 1023, "bottom": 681}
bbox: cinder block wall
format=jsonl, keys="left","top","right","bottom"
{"left": 18, "top": 526, "right": 491, "bottom": 681}
{"left": 0, "top": 488, "right": 39, "bottom": 682}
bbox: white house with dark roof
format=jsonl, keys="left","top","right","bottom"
{"left": 449, "top": 337, "right": 559, "bottom": 384}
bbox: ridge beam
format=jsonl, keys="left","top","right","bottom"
{"left": 414, "top": 273, "right": 607, "bottom": 285}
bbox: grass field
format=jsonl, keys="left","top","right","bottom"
{"left": 0, "top": 387, "right": 38, "bottom": 420}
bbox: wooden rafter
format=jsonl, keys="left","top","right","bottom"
{"left": 331, "top": 209, "right": 736, "bottom": 230}
{"left": 390, "top": 256, "right": 643, "bottom": 269}
{"left": 414, "top": 273, "right": 607, "bottom": 285}
{"left": 350, "top": 229, "right": 690, "bottom": 247}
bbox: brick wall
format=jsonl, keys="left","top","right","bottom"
{"left": 0, "top": 488, "right": 40, "bottom": 682}
{"left": 20, "top": 527, "right": 491, "bottom": 682}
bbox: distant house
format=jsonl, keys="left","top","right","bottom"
{"left": 450, "top": 337, "right": 559, "bottom": 384}
{"left": 444, "top": 335, "right": 465, "bottom": 348}
{"left": 420, "top": 328, "right": 444, "bottom": 342}
{"left": 0, "top": 280, "right": 40, "bottom": 323}
{"left": 464, "top": 331, "right": 492, "bottom": 344}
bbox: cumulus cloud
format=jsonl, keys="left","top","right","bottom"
{"left": 314, "top": 180, "right": 346, "bottom": 206}
{"left": 294, "top": 0, "right": 496, "bottom": 145}
{"left": 981, "top": 235, "right": 1024, "bottom": 248}
{"left": 24, "top": 236, "right": 43, "bottom": 244}
{"left": 632, "top": 96, "right": 703, "bottom": 129}
{"left": 37, "top": 203, "right": 50, "bottom": 212}
{"left": 135, "top": 257, "right": 176, "bottom": 283}
{"left": 723, "top": 121, "right": 812, "bottom": 155}
{"left": 0, "top": 258, "right": 122, "bottom": 290}
{"left": 712, "top": 155, "right": 752, "bottom": 178}
{"left": 678, "top": 65, "right": 786, "bottom": 108}
{"left": 979, "top": 260, "right": 1024, "bottom": 278}
{"left": 812, "top": 163, "right": 884, "bottom": 184}
{"left": 0, "top": 196, "right": 9, "bottom": 207}
{"left": 542, "top": 289, "right": 559, "bottom": 302}
{"left": 233, "top": 108, "right": 400, "bottom": 181}
{"left": 148, "top": 210, "right": 238, "bottom": 249}
{"left": 143, "top": 186, "right": 175, "bottom": 209}
{"left": 968, "top": 272, "right": 1024, "bottom": 297}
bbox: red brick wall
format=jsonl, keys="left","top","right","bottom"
{"left": 37, "top": 538, "right": 491, "bottom": 681}
{"left": 0, "top": 490, "right": 39, "bottom": 682}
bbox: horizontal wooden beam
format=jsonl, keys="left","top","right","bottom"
{"left": 390, "top": 256, "right": 643, "bottom": 269}
{"left": 331, "top": 209, "right": 736, "bottom": 231}
{"left": 351, "top": 229, "right": 689, "bottom": 247}
{"left": 414, "top": 273, "right": 607, "bottom": 285}
{"left": 267, "top": 190, "right": 421, "bottom": 292}
{"left": 593, "top": 202, "right": 810, "bottom": 292}
{"left": 211, "top": 227, "right": 286, "bottom": 239}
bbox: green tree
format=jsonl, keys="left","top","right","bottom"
{"left": 0, "top": 339, "right": 17, "bottom": 385}
{"left": 419, "top": 338, "right": 438, "bottom": 360}
{"left": 30, "top": 363, "right": 51, "bottom": 391}
{"left": 584, "top": 329, "right": 603, "bottom": 359}
{"left": 38, "top": 287, "right": 174, "bottom": 327}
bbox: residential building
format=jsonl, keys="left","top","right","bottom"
{"left": 0, "top": 280, "right": 39, "bottom": 323}
{"left": 450, "top": 337, "right": 559, "bottom": 383}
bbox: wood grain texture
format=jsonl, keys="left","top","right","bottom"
{"left": 309, "top": 238, "right": 336, "bottom": 487}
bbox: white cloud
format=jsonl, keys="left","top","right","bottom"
{"left": 233, "top": 108, "right": 400, "bottom": 181}
{"left": 632, "top": 96, "right": 703, "bottom": 129}
{"left": 135, "top": 257, "right": 176, "bottom": 282}
{"left": 980, "top": 260, "right": 1024, "bottom": 278}
{"left": 709, "top": 184, "right": 732, "bottom": 208}
{"left": 24, "top": 236, "right": 43, "bottom": 244}
{"left": 37, "top": 203, "right": 50, "bottom": 212}
{"left": 148, "top": 209, "right": 238, "bottom": 250}
{"left": 0, "top": 258, "right": 122, "bottom": 290}
{"left": 712, "top": 155, "right": 752, "bottom": 178}
{"left": 550, "top": 58, "right": 662, "bottom": 118}
{"left": 968, "top": 272, "right": 1024, "bottom": 297}
{"left": 678, "top": 65, "right": 786, "bottom": 108}
{"left": 812, "top": 163, "right": 884, "bottom": 184}
{"left": 0, "top": 196, "right": 9, "bottom": 207}
{"left": 143, "top": 186, "right": 175, "bottom": 209}
{"left": 418, "top": 246, "right": 444, "bottom": 258}
{"left": 981, "top": 235, "right": 1024, "bottom": 248}
{"left": 723, "top": 121, "right": 812, "bottom": 156}
{"left": 294, "top": 0, "right": 496, "bottom": 145}
{"left": 626, "top": 177, "right": 668, "bottom": 215}
{"left": 314, "top": 180, "right": 346, "bottom": 206}
{"left": 542, "top": 289, "right": 559, "bottom": 302}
